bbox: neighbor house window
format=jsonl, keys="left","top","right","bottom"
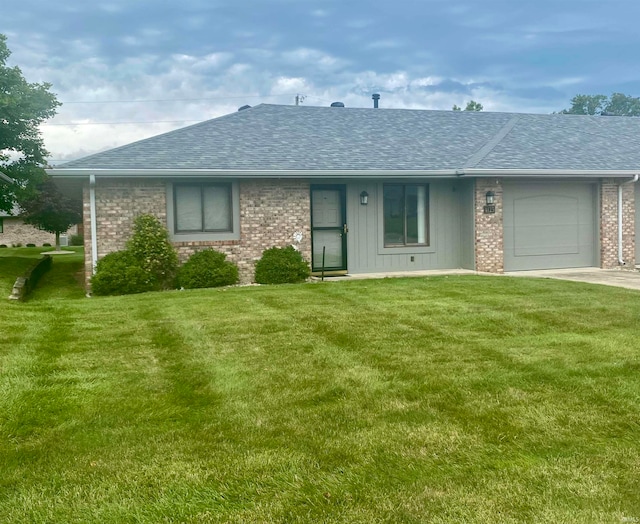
{"left": 174, "top": 183, "right": 232, "bottom": 233}
{"left": 383, "top": 184, "right": 429, "bottom": 246}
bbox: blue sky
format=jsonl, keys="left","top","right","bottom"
{"left": 3, "top": 0, "right": 640, "bottom": 163}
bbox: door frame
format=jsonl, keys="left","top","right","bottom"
{"left": 310, "top": 184, "right": 348, "bottom": 273}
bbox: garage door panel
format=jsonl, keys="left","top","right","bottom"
{"left": 504, "top": 183, "right": 596, "bottom": 270}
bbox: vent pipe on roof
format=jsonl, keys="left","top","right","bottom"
{"left": 372, "top": 93, "right": 380, "bottom": 108}
{"left": 330, "top": 102, "right": 345, "bottom": 107}
{"left": 238, "top": 105, "right": 251, "bottom": 111}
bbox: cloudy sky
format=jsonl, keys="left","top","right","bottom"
{"left": 3, "top": 0, "right": 640, "bottom": 164}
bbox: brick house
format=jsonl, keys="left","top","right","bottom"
{"left": 0, "top": 207, "right": 78, "bottom": 248}
{"left": 48, "top": 104, "right": 640, "bottom": 288}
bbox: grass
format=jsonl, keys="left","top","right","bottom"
{"left": 0, "top": 247, "right": 85, "bottom": 299}
{"left": 1, "top": 261, "right": 640, "bottom": 522}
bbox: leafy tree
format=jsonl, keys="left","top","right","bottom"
{"left": 20, "top": 179, "right": 82, "bottom": 250}
{"left": 452, "top": 100, "right": 483, "bottom": 111}
{"left": 0, "top": 34, "right": 60, "bottom": 212}
{"left": 561, "top": 93, "right": 640, "bottom": 116}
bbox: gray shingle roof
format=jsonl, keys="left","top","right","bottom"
{"left": 55, "top": 104, "right": 640, "bottom": 172}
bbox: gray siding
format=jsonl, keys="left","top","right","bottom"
{"left": 342, "top": 180, "right": 473, "bottom": 274}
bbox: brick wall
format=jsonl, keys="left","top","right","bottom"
{"left": 474, "top": 179, "right": 504, "bottom": 273}
{"left": 600, "top": 178, "right": 635, "bottom": 269}
{"left": 82, "top": 179, "right": 167, "bottom": 286}
{"left": 173, "top": 180, "right": 312, "bottom": 283}
{"left": 0, "top": 217, "right": 77, "bottom": 247}
{"left": 84, "top": 178, "right": 312, "bottom": 288}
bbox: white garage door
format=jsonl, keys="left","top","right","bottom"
{"left": 503, "top": 182, "right": 597, "bottom": 271}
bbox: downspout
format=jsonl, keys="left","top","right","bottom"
{"left": 90, "top": 175, "right": 98, "bottom": 273}
{"left": 618, "top": 174, "right": 639, "bottom": 265}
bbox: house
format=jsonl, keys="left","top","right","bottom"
{"left": 48, "top": 103, "right": 640, "bottom": 289}
{"left": 0, "top": 206, "right": 78, "bottom": 248}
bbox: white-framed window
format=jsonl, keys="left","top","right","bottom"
{"left": 167, "top": 181, "right": 240, "bottom": 241}
{"left": 383, "top": 183, "right": 430, "bottom": 247}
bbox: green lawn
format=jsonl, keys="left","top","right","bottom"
{"left": 1, "top": 266, "right": 640, "bottom": 523}
{"left": 0, "top": 247, "right": 85, "bottom": 299}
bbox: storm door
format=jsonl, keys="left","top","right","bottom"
{"left": 311, "top": 185, "right": 347, "bottom": 272}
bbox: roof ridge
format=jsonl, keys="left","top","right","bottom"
{"left": 463, "top": 115, "right": 521, "bottom": 169}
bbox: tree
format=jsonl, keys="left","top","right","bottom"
{"left": 560, "top": 93, "right": 640, "bottom": 116}
{"left": 452, "top": 100, "right": 483, "bottom": 111}
{"left": 20, "top": 179, "right": 82, "bottom": 250}
{"left": 0, "top": 34, "right": 60, "bottom": 212}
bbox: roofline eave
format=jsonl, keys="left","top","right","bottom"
{"left": 459, "top": 168, "right": 640, "bottom": 178}
{"left": 46, "top": 167, "right": 640, "bottom": 180}
{"left": 46, "top": 168, "right": 461, "bottom": 179}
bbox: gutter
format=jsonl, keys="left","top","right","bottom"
{"left": 460, "top": 169, "right": 640, "bottom": 178}
{"left": 89, "top": 175, "right": 98, "bottom": 275}
{"left": 618, "top": 174, "right": 639, "bottom": 265}
{"left": 0, "top": 171, "right": 13, "bottom": 183}
{"left": 47, "top": 167, "right": 640, "bottom": 180}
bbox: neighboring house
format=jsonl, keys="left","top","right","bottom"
{"left": 48, "top": 103, "right": 640, "bottom": 289}
{"left": 0, "top": 207, "right": 78, "bottom": 247}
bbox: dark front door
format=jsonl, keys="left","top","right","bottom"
{"left": 311, "top": 185, "right": 347, "bottom": 272}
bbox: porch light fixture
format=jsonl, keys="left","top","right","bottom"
{"left": 484, "top": 190, "right": 496, "bottom": 214}
{"left": 360, "top": 191, "right": 369, "bottom": 205}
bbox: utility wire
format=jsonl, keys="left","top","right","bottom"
{"left": 41, "top": 120, "right": 203, "bottom": 126}
{"left": 60, "top": 93, "right": 296, "bottom": 104}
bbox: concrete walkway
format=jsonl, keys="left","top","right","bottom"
{"left": 503, "top": 267, "right": 640, "bottom": 291}
{"left": 317, "top": 267, "right": 640, "bottom": 291}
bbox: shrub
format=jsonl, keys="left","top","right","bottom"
{"left": 254, "top": 246, "right": 310, "bottom": 284}
{"left": 127, "top": 214, "right": 179, "bottom": 290}
{"left": 177, "top": 250, "right": 239, "bottom": 289}
{"left": 70, "top": 234, "right": 84, "bottom": 246}
{"left": 91, "top": 251, "right": 155, "bottom": 296}
{"left": 0, "top": 244, "right": 7, "bottom": 248}
{"left": 43, "top": 243, "right": 51, "bottom": 247}
{"left": 14, "top": 243, "right": 22, "bottom": 247}
{"left": 26, "top": 243, "right": 36, "bottom": 247}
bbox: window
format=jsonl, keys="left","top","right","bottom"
{"left": 383, "top": 184, "right": 429, "bottom": 246}
{"left": 174, "top": 183, "right": 232, "bottom": 233}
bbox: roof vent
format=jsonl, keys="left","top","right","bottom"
{"left": 372, "top": 93, "right": 380, "bottom": 108}
{"left": 238, "top": 105, "right": 251, "bottom": 111}
{"left": 330, "top": 102, "right": 345, "bottom": 107}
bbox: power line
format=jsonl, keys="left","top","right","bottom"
{"left": 41, "top": 120, "right": 203, "bottom": 126}
{"left": 60, "top": 93, "right": 296, "bottom": 105}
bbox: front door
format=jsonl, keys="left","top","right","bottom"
{"left": 311, "top": 185, "right": 347, "bottom": 273}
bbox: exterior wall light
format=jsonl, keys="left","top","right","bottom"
{"left": 360, "top": 191, "right": 369, "bottom": 205}
{"left": 484, "top": 191, "right": 496, "bottom": 214}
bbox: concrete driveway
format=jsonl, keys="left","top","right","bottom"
{"left": 323, "top": 267, "right": 640, "bottom": 291}
{"left": 503, "top": 267, "right": 640, "bottom": 291}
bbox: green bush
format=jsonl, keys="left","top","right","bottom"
{"left": 43, "top": 243, "right": 51, "bottom": 247}
{"left": 26, "top": 243, "right": 36, "bottom": 247}
{"left": 69, "top": 234, "right": 84, "bottom": 246}
{"left": 127, "top": 214, "right": 179, "bottom": 290}
{"left": 91, "top": 251, "right": 155, "bottom": 296}
{"left": 254, "top": 246, "right": 310, "bottom": 284}
{"left": 177, "top": 250, "right": 239, "bottom": 289}
{"left": 0, "top": 244, "right": 7, "bottom": 248}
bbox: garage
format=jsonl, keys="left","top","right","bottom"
{"left": 503, "top": 182, "right": 597, "bottom": 271}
